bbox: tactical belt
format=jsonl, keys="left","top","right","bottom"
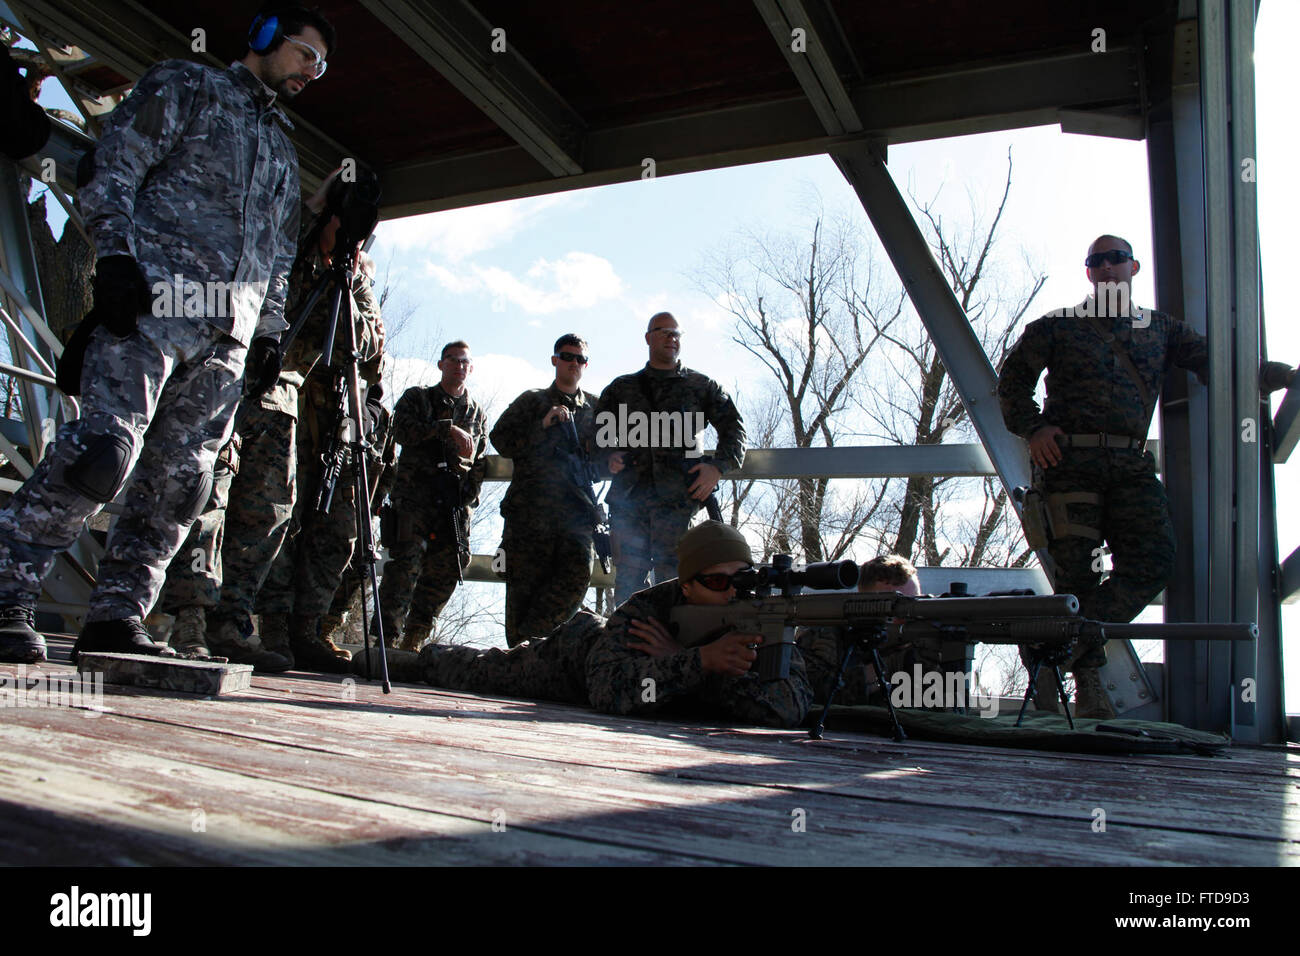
{"left": 1060, "top": 433, "right": 1146, "bottom": 452}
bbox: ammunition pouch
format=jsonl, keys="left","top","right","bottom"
{"left": 216, "top": 433, "right": 242, "bottom": 478}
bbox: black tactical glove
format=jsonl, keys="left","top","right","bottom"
{"left": 244, "top": 336, "right": 282, "bottom": 399}
{"left": 92, "top": 254, "right": 150, "bottom": 337}
{"left": 363, "top": 396, "right": 384, "bottom": 437}
{"left": 1260, "top": 361, "right": 1296, "bottom": 394}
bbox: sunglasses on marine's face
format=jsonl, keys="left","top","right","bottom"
{"left": 555, "top": 351, "right": 589, "bottom": 365}
{"left": 692, "top": 567, "right": 752, "bottom": 592}
{"left": 1085, "top": 249, "right": 1134, "bottom": 268}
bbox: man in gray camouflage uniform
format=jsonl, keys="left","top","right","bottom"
{"left": 596, "top": 312, "right": 745, "bottom": 605}
{"left": 418, "top": 521, "right": 813, "bottom": 729}
{"left": 997, "top": 234, "right": 1294, "bottom": 716}
{"left": 0, "top": 5, "right": 335, "bottom": 663}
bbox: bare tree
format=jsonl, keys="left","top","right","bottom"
{"left": 855, "top": 151, "right": 1046, "bottom": 568}
{"left": 696, "top": 212, "right": 903, "bottom": 562}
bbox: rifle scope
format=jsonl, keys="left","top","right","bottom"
{"left": 732, "top": 554, "right": 859, "bottom": 596}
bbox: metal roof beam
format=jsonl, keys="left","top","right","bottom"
{"left": 379, "top": 45, "right": 1142, "bottom": 217}
{"left": 753, "top": 0, "right": 861, "bottom": 135}
{"left": 359, "top": 0, "right": 585, "bottom": 177}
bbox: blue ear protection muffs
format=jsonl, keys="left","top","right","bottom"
{"left": 248, "top": 12, "right": 283, "bottom": 54}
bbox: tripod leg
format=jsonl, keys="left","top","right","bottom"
{"left": 337, "top": 259, "right": 390, "bottom": 693}
{"left": 870, "top": 646, "right": 906, "bottom": 743}
{"left": 359, "top": 559, "right": 373, "bottom": 681}
{"left": 810, "top": 645, "right": 857, "bottom": 741}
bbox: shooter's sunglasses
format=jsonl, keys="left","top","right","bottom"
{"left": 692, "top": 566, "right": 754, "bottom": 591}
{"left": 555, "top": 351, "right": 589, "bottom": 364}
{"left": 1085, "top": 250, "right": 1135, "bottom": 268}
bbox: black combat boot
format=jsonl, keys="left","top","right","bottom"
{"left": 0, "top": 604, "right": 46, "bottom": 663}
{"left": 290, "top": 613, "right": 352, "bottom": 673}
{"left": 73, "top": 617, "right": 177, "bottom": 663}
{"left": 206, "top": 613, "right": 292, "bottom": 673}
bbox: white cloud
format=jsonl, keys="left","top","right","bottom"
{"left": 426, "top": 252, "right": 625, "bottom": 315}
{"left": 422, "top": 261, "right": 478, "bottom": 293}
{"left": 467, "top": 353, "right": 551, "bottom": 420}
{"left": 375, "top": 193, "right": 576, "bottom": 262}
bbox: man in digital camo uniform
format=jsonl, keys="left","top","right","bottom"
{"left": 415, "top": 521, "right": 813, "bottom": 729}
{"left": 596, "top": 312, "right": 745, "bottom": 605}
{"left": 491, "top": 334, "right": 600, "bottom": 647}
{"left": 249, "top": 230, "right": 384, "bottom": 671}
{"left": 0, "top": 5, "right": 332, "bottom": 663}
{"left": 997, "top": 234, "right": 1294, "bottom": 716}
{"left": 158, "top": 175, "right": 383, "bottom": 673}
{"left": 376, "top": 341, "right": 488, "bottom": 650}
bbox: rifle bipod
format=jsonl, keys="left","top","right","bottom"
{"left": 810, "top": 623, "right": 906, "bottom": 743}
{"left": 1015, "top": 642, "right": 1075, "bottom": 729}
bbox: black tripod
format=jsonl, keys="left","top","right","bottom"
{"left": 292, "top": 245, "right": 391, "bottom": 693}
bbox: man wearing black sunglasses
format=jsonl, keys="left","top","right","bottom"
{"left": 413, "top": 521, "right": 813, "bottom": 728}
{"left": 997, "top": 235, "right": 1295, "bottom": 717}
{"left": 595, "top": 312, "right": 746, "bottom": 605}
{"left": 490, "top": 334, "right": 601, "bottom": 646}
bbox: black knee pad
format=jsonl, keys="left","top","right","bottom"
{"left": 66, "top": 432, "right": 134, "bottom": 503}
{"left": 177, "top": 468, "right": 214, "bottom": 522}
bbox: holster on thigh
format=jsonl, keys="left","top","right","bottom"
{"left": 1046, "top": 492, "right": 1102, "bottom": 540}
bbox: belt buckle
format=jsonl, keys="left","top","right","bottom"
{"left": 1097, "top": 432, "right": 1108, "bottom": 448}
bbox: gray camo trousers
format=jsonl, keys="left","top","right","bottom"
{"left": 0, "top": 313, "right": 245, "bottom": 621}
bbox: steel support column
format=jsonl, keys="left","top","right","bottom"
{"left": 831, "top": 142, "right": 1045, "bottom": 572}
{"left": 1227, "top": 0, "right": 1268, "bottom": 740}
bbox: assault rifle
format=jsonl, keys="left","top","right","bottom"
{"left": 429, "top": 458, "right": 470, "bottom": 585}
{"left": 562, "top": 417, "right": 613, "bottom": 574}
{"left": 668, "top": 560, "right": 1257, "bottom": 741}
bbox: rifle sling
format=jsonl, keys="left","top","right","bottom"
{"left": 1083, "top": 315, "right": 1154, "bottom": 420}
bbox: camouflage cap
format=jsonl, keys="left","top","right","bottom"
{"left": 677, "top": 521, "right": 752, "bottom": 582}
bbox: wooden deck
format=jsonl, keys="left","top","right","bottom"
{"left": 2, "top": 635, "right": 1297, "bottom": 867}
